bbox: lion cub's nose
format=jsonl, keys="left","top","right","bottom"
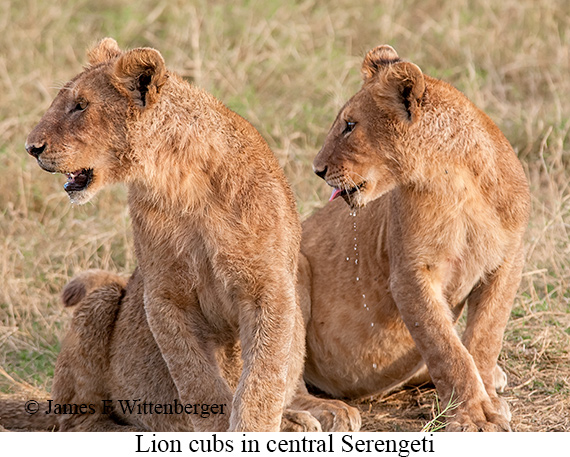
{"left": 314, "top": 165, "right": 328, "bottom": 180}
{"left": 25, "top": 141, "right": 46, "bottom": 158}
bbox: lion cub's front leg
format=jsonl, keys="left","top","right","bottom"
{"left": 143, "top": 288, "right": 233, "bottom": 432}
{"left": 456, "top": 246, "right": 525, "bottom": 430}
{"left": 389, "top": 259, "right": 511, "bottom": 432}
{"left": 229, "top": 281, "right": 302, "bottom": 432}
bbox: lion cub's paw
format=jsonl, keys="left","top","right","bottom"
{"left": 446, "top": 398, "right": 511, "bottom": 432}
{"left": 307, "top": 399, "right": 361, "bottom": 432}
{"left": 447, "top": 416, "right": 511, "bottom": 432}
{"left": 491, "top": 394, "right": 512, "bottom": 422}
{"left": 280, "top": 410, "right": 322, "bottom": 432}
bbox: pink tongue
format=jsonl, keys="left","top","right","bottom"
{"left": 329, "top": 188, "right": 343, "bottom": 202}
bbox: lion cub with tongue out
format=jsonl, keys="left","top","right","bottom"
{"left": 303, "top": 45, "right": 530, "bottom": 431}
{"left": 24, "top": 38, "right": 317, "bottom": 432}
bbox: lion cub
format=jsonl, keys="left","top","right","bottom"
{"left": 25, "top": 38, "right": 305, "bottom": 432}
{"left": 309, "top": 45, "right": 530, "bottom": 431}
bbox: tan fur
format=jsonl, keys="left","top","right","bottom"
{"left": 23, "top": 38, "right": 312, "bottom": 432}
{"left": 304, "top": 45, "right": 530, "bottom": 431}
{"left": 0, "top": 398, "right": 57, "bottom": 431}
{"left": 49, "top": 269, "right": 321, "bottom": 432}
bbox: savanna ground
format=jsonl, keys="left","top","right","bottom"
{"left": 0, "top": 0, "right": 568, "bottom": 432}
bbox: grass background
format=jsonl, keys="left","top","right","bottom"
{"left": 0, "top": 0, "right": 568, "bottom": 431}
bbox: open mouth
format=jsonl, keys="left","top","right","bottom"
{"left": 329, "top": 182, "right": 366, "bottom": 203}
{"left": 64, "top": 168, "right": 93, "bottom": 193}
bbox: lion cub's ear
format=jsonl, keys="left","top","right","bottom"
{"left": 365, "top": 62, "right": 426, "bottom": 124}
{"left": 87, "top": 38, "right": 122, "bottom": 66}
{"left": 376, "top": 61, "right": 425, "bottom": 124}
{"left": 361, "top": 45, "right": 425, "bottom": 124}
{"left": 361, "top": 45, "right": 401, "bottom": 81}
{"left": 113, "top": 48, "right": 167, "bottom": 109}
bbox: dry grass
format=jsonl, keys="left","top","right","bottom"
{"left": 0, "top": 0, "right": 568, "bottom": 431}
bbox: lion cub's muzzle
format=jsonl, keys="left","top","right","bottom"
{"left": 25, "top": 140, "right": 94, "bottom": 195}
{"left": 313, "top": 164, "right": 367, "bottom": 207}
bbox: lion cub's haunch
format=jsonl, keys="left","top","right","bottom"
{"left": 25, "top": 38, "right": 305, "bottom": 432}
{"left": 308, "top": 45, "right": 530, "bottom": 431}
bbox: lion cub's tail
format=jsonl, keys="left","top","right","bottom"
{"left": 62, "top": 269, "right": 128, "bottom": 308}
{"left": 0, "top": 398, "right": 57, "bottom": 431}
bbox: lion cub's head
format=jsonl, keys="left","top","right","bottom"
{"left": 314, "top": 45, "right": 425, "bottom": 208}
{"left": 25, "top": 38, "right": 167, "bottom": 204}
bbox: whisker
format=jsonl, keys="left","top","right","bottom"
{"left": 346, "top": 175, "right": 359, "bottom": 207}
{"left": 352, "top": 172, "right": 367, "bottom": 199}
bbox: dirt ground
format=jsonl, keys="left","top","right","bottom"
{"left": 351, "top": 352, "right": 570, "bottom": 432}
{"left": 351, "top": 381, "right": 569, "bottom": 432}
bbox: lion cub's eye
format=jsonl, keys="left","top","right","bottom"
{"left": 343, "top": 120, "right": 356, "bottom": 136}
{"left": 72, "top": 99, "right": 88, "bottom": 112}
